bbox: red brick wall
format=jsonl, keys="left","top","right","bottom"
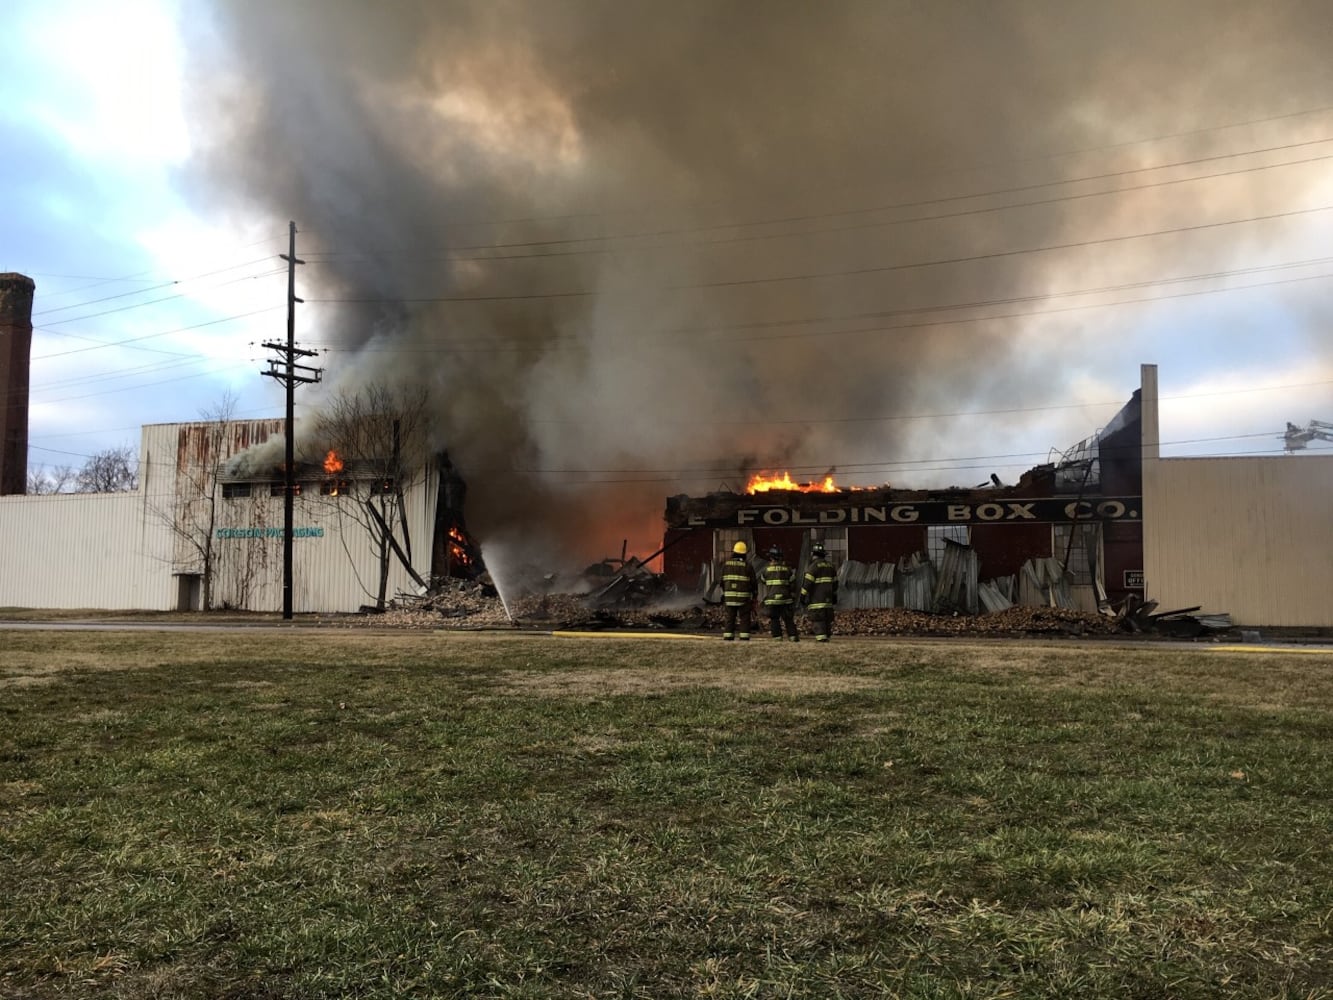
{"left": 0, "top": 274, "right": 35, "bottom": 496}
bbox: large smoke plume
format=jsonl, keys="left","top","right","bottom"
{"left": 180, "top": 0, "right": 1333, "bottom": 568}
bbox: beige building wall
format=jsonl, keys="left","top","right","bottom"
{"left": 0, "top": 489, "right": 176, "bottom": 610}
{"left": 0, "top": 420, "right": 438, "bottom": 613}
{"left": 139, "top": 420, "right": 438, "bottom": 613}
{"left": 1143, "top": 454, "right": 1333, "bottom": 626}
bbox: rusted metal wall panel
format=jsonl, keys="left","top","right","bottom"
{"left": 1144, "top": 455, "right": 1333, "bottom": 626}
{"left": 0, "top": 421, "right": 439, "bottom": 614}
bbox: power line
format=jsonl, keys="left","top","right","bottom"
{"left": 303, "top": 138, "right": 1333, "bottom": 264}
{"left": 304, "top": 201, "right": 1333, "bottom": 309}
{"left": 22, "top": 379, "right": 1326, "bottom": 467}
{"left": 694, "top": 204, "right": 1333, "bottom": 293}
{"left": 299, "top": 102, "right": 1333, "bottom": 249}
{"left": 32, "top": 265, "right": 288, "bottom": 327}
{"left": 28, "top": 232, "right": 289, "bottom": 310}
{"left": 305, "top": 262, "right": 1333, "bottom": 359}
{"left": 35, "top": 363, "right": 256, "bottom": 405}
{"left": 31, "top": 357, "right": 212, "bottom": 392}
{"left": 20, "top": 430, "right": 1308, "bottom": 488}
{"left": 32, "top": 306, "right": 283, "bottom": 361}
{"left": 516, "top": 380, "right": 1333, "bottom": 430}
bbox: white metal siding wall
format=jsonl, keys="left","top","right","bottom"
{"left": 140, "top": 419, "right": 439, "bottom": 613}
{"left": 0, "top": 491, "right": 175, "bottom": 609}
{"left": 1143, "top": 455, "right": 1333, "bottom": 626}
{"left": 0, "top": 420, "right": 439, "bottom": 614}
{"left": 207, "top": 484, "right": 436, "bottom": 613}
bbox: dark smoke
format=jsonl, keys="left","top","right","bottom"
{"left": 179, "top": 0, "right": 1333, "bottom": 567}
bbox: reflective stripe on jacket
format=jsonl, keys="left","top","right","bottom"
{"left": 721, "top": 556, "right": 756, "bottom": 605}
{"left": 762, "top": 561, "right": 796, "bottom": 606}
{"left": 801, "top": 558, "right": 838, "bottom": 609}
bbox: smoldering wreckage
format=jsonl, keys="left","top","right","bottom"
{"left": 370, "top": 472, "right": 1230, "bottom": 642}
{"left": 130, "top": 4, "right": 1332, "bottom": 637}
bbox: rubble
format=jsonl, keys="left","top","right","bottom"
{"left": 341, "top": 587, "right": 1141, "bottom": 638}
{"left": 355, "top": 549, "right": 1232, "bottom": 640}
{"left": 1114, "top": 596, "right": 1233, "bottom": 638}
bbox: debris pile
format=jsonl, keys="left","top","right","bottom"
{"left": 350, "top": 590, "right": 1131, "bottom": 637}
{"left": 1115, "top": 596, "right": 1233, "bottom": 638}
{"left": 356, "top": 556, "right": 1229, "bottom": 640}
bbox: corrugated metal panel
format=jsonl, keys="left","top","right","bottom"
{"left": 1144, "top": 455, "right": 1333, "bottom": 627}
{"left": 1017, "top": 557, "right": 1074, "bottom": 609}
{"left": 897, "top": 552, "right": 935, "bottom": 611}
{"left": 932, "top": 539, "right": 979, "bottom": 614}
{"left": 838, "top": 559, "right": 896, "bottom": 609}
{"left": 207, "top": 472, "right": 438, "bottom": 613}
{"left": 0, "top": 491, "right": 175, "bottom": 609}
{"left": 0, "top": 420, "right": 441, "bottom": 613}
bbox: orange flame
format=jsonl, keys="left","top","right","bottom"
{"left": 747, "top": 471, "right": 840, "bottom": 494}
{"left": 323, "top": 449, "right": 344, "bottom": 475}
{"left": 448, "top": 526, "right": 471, "bottom": 566}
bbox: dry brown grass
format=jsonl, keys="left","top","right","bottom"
{"left": 2, "top": 627, "right": 1331, "bottom": 998}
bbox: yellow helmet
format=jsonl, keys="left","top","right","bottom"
{"left": 732, "top": 541, "right": 748, "bottom": 555}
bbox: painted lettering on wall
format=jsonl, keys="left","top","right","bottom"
{"left": 215, "top": 526, "right": 325, "bottom": 539}
{"left": 672, "top": 497, "right": 1142, "bottom": 529}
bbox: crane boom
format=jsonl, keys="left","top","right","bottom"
{"left": 1282, "top": 419, "right": 1333, "bottom": 451}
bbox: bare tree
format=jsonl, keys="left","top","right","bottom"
{"left": 27, "top": 464, "right": 76, "bottom": 495}
{"left": 311, "top": 380, "right": 433, "bottom": 610}
{"left": 76, "top": 446, "right": 138, "bottom": 493}
{"left": 162, "top": 393, "right": 239, "bottom": 610}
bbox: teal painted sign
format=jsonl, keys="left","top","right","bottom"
{"left": 216, "top": 526, "right": 325, "bottom": 539}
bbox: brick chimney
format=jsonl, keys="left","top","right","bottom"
{"left": 0, "top": 273, "right": 35, "bottom": 495}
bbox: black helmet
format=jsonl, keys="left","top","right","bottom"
{"left": 811, "top": 542, "right": 826, "bottom": 556}
{"left": 767, "top": 546, "right": 782, "bottom": 560}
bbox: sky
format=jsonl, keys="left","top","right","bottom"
{"left": 3, "top": 0, "right": 1332, "bottom": 565}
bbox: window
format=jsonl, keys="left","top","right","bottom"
{"left": 269, "top": 481, "right": 302, "bottom": 497}
{"left": 319, "top": 479, "right": 351, "bottom": 496}
{"left": 221, "top": 482, "right": 251, "bottom": 499}
{"left": 927, "top": 525, "right": 969, "bottom": 565}
{"left": 1052, "top": 523, "right": 1101, "bottom": 587}
{"left": 370, "top": 478, "right": 396, "bottom": 495}
{"left": 714, "top": 528, "right": 753, "bottom": 564}
{"left": 812, "top": 527, "right": 847, "bottom": 566}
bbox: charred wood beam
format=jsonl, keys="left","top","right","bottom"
{"left": 366, "top": 498, "right": 428, "bottom": 590}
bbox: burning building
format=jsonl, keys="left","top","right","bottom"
{"left": 662, "top": 385, "right": 1145, "bottom": 615}
{"left": 0, "top": 363, "right": 1330, "bottom": 626}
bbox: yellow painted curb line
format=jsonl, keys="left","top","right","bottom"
{"left": 1207, "top": 645, "right": 1333, "bottom": 655}
{"left": 551, "top": 630, "right": 712, "bottom": 640}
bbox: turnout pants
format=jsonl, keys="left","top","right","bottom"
{"left": 767, "top": 604, "right": 799, "bottom": 640}
{"left": 723, "top": 602, "right": 753, "bottom": 640}
{"left": 806, "top": 607, "right": 835, "bottom": 641}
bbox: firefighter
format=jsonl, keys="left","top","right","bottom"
{"left": 801, "top": 541, "right": 839, "bottom": 642}
{"left": 761, "top": 545, "right": 799, "bottom": 641}
{"left": 720, "top": 540, "right": 757, "bottom": 641}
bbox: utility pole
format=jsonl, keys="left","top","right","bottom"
{"left": 262, "top": 221, "right": 320, "bottom": 620}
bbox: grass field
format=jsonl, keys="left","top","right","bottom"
{"left": 1, "top": 629, "right": 1330, "bottom": 999}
